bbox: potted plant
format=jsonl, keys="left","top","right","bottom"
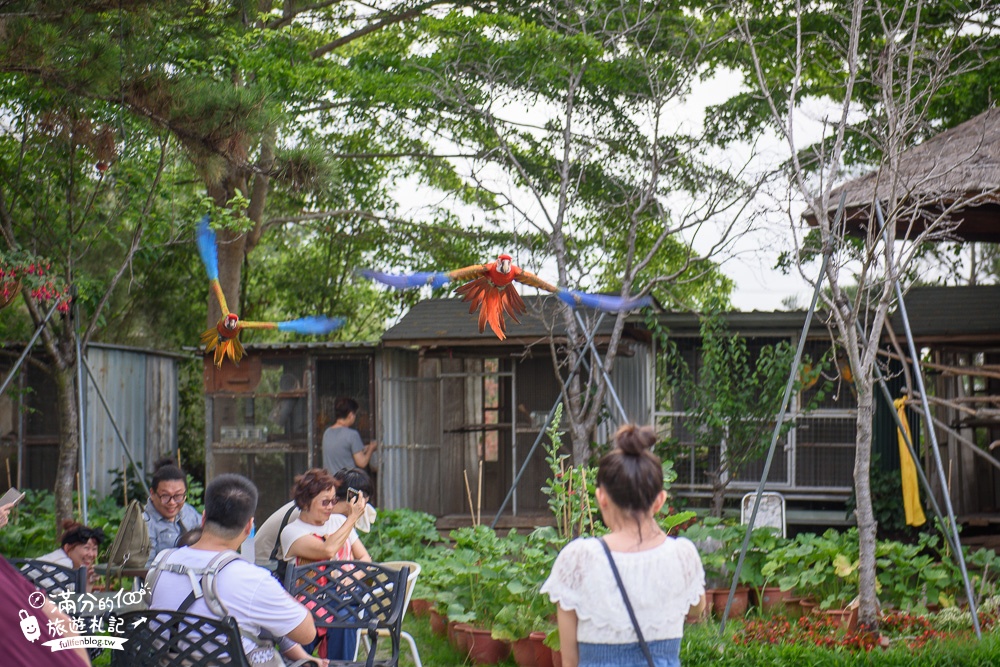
{"left": 680, "top": 518, "right": 750, "bottom": 618}
{"left": 490, "top": 530, "right": 560, "bottom": 667}
{"left": 742, "top": 526, "right": 794, "bottom": 612}
{"left": 766, "top": 529, "right": 859, "bottom": 623}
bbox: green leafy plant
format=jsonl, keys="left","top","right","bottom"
{"left": 762, "top": 529, "right": 860, "bottom": 610}
{"left": 366, "top": 508, "right": 441, "bottom": 562}
{"left": 655, "top": 312, "right": 829, "bottom": 517}
{"left": 541, "top": 404, "right": 599, "bottom": 539}
{"left": 434, "top": 525, "right": 516, "bottom": 628}
{"left": 490, "top": 527, "right": 561, "bottom": 642}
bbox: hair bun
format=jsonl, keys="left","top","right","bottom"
{"left": 615, "top": 424, "right": 656, "bottom": 456}
{"left": 61, "top": 519, "right": 81, "bottom": 532}
{"left": 153, "top": 457, "right": 179, "bottom": 472}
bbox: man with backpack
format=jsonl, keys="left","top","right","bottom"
{"left": 147, "top": 474, "right": 326, "bottom": 667}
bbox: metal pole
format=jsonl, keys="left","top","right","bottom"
{"left": 490, "top": 313, "right": 607, "bottom": 529}
{"left": 75, "top": 308, "right": 88, "bottom": 524}
{"left": 0, "top": 300, "right": 60, "bottom": 399}
{"left": 81, "top": 355, "right": 151, "bottom": 497}
{"left": 875, "top": 200, "right": 981, "bottom": 638}
{"left": 721, "top": 192, "right": 845, "bottom": 634}
{"left": 574, "top": 310, "right": 629, "bottom": 424}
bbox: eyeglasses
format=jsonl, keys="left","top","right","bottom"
{"left": 157, "top": 493, "right": 187, "bottom": 505}
{"left": 320, "top": 498, "right": 337, "bottom": 507}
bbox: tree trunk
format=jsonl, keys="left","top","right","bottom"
{"left": 53, "top": 361, "right": 80, "bottom": 529}
{"left": 853, "top": 376, "right": 879, "bottom": 627}
{"left": 710, "top": 470, "right": 726, "bottom": 518}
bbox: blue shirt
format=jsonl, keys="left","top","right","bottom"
{"left": 143, "top": 499, "right": 202, "bottom": 566}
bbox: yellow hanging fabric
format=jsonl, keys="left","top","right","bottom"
{"left": 894, "top": 398, "right": 927, "bottom": 527}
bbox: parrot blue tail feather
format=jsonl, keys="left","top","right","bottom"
{"left": 196, "top": 215, "right": 219, "bottom": 281}
{"left": 557, "top": 290, "right": 653, "bottom": 312}
{"left": 359, "top": 269, "right": 451, "bottom": 290}
{"left": 277, "top": 316, "right": 345, "bottom": 335}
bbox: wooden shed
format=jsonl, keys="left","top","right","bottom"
{"left": 377, "top": 296, "right": 652, "bottom": 525}
{"left": 202, "top": 341, "right": 377, "bottom": 522}
{"left": 0, "top": 342, "right": 184, "bottom": 496}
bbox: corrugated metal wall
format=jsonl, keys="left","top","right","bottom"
{"left": 83, "top": 347, "right": 178, "bottom": 497}
{"left": 596, "top": 342, "right": 653, "bottom": 444}
{"left": 379, "top": 349, "right": 446, "bottom": 512}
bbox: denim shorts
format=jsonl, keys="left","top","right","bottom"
{"left": 577, "top": 638, "right": 681, "bottom": 667}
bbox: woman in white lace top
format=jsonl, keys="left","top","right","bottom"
{"left": 541, "top": 425, "right": 706, "bottom": 667}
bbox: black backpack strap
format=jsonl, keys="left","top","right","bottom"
{"left": 270, "top": 505, "right": 297, "bottom": 562}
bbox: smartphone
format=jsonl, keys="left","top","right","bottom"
{"left": 347, "top": 487, "right": 361, "bottom": 503}
{"left": 0, "top": 487, "right": 26, "bottom": 508}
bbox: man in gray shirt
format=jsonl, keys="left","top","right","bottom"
{"left": 322, "top": 397, "right": 377, "bottom": 474}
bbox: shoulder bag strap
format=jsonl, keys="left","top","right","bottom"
{"left": 598, "top": 537, "right": 655, "bottom": 667}
{"left": 270, "top": 505, "right": 297, "bottom": 562}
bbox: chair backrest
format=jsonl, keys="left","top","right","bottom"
{"left": 379, "top": 560, "right": 421, "bottom": 620}
{"left": 284, "top": 560, "right": 409, "bottom": 632}
{"left": 111, "top": 609, "right": 252, "bottom": 667}
{"left": 9, "top": 558, "right": 87, "bottom": 596}
{"left": 740, "top": 491, "right": 786, "bottom": 538}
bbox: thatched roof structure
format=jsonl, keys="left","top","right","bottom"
{"left": 804, "top": 108, "right": 1000, "bottom": 242}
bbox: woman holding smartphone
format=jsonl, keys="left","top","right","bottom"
{"left": 281, "top": 467, "right": 373, "bottom": 661}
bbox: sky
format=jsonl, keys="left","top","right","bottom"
{"left": 390, "top": 66, "right": 975, "bottom": 315}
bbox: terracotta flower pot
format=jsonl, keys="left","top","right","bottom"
{"left": 551, "top": 648, "right": 563, "bottom": 667}
{"left": 452, "top": 622, "right": 472, "bottom": 655}
{"left": 529, "top": 631, "right": 553, "bottom": 667}
{"left": 799, "top": 599, "right": 818, "bottom": 615}
{"left": 410, "top": 598, "right": 433, "bottom": 618}
{"left": 710, "top": 587, "right": 749, "bottom": 619}
{"left": 758, "top": 587, "right": 796, "bottom": 612}
{"left": 783, "top": 597, "right": 806, "bottom": 620}
{"left": 823, "top": 607, "right": 858, "bottom": 631}
{"left": 511, "top": 637, "right": 538, "bottom": 667}
{"left": 465, "top": 626, "right": 510, "bottom": 665}
{"left": 429, "top": 609, "right": 448, "bottom": 637}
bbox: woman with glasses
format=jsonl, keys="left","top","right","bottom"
{"left": 143, "top": 457, "right": 202, "bottom": 566}
{"left": 281, "top": 467, "right": 372, "bottom": 661}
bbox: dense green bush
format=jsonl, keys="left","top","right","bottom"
{"left": 365, "top": 507, "right": 441, "bottom": 562}
{"left": 682, "top": 622, "right": 1000, "bottom": 666}
{"left": 0, "top": 490, "right": 126, "bottom": 560}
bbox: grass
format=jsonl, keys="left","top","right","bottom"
{"left": 361, "top": 615, "right": 519, "bottom": 667}
{"left": 91, "top": 613, "right": 516, "bottom": 667}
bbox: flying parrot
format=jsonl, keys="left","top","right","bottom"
{"left": 196, "top": 215, "right": 344, "bottom": 366}
{"left": 360, "top": 254, "right": 652, "bottom": 340}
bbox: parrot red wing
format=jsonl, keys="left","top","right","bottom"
{"left": 196, "top": 216, "right": 344, "bottom": 366}
{"left": 360, "top": 254, "right": 652, "bottom": 340}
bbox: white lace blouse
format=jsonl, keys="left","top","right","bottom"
{"left": 541, "top": 536, "right": 705, "bottom": 644}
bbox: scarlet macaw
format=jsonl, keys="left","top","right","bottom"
{"left": 360, "top": 254, "right": 651, "bottom": 340}
{"left": 196, "top": 216, "right": 343, "bottom": 366}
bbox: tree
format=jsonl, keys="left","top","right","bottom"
{"left": 721, "top": 0, "right": 1000, "bottom": 628}
{"left": 0, "top": 96, "right": 183, "bottom": 525}
{"left": 0, "top": 0, "right": 502, "bottom": 524}
{"left": 658, "top": 312, "right": 826, "bottom": 517}
{"left": 391, "top": 0, "right": 757, "bottom": 462}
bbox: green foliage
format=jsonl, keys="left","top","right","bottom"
{"left": 682, "top": 619, "right": 1000, "bottom": 666}
{"left": 366, "top": 508, "right": 441, "bottom": 563}
{"left": 761, "top": 529, "right": 860, "bottom": 610}
{"left": 490, "top": 528, "right": 562, "bottom": 642}
{"left": 541, "top": 404, "right": 599, "bottom": 540}
{"left": 654, "top": 311, "right": 828, "bottom": 516}
{"left": 0, "top": 489, "right": 125, "bottom": 560}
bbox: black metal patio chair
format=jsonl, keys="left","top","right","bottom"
{"left": 285, "top": 560, "right": 409, "bottom": 667}
{"left": 8, "top": 557, "right": 87, "bottom": 596}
